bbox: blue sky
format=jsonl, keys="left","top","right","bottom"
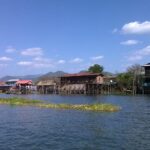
{"left": 0, "top": 0, "right": 150, "bottom": 77}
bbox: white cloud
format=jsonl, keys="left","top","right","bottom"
{"left": 70, "top": 58, "right": 83, "bottom": 63}
{"left": 5, "top": 46, "right": 16, "bottom": 53}
{"left": 91, "top": 55, "right": 104, "bottom": 61}
{"left": 18, "top": 57, "right": 54, "bottom": 68}
{"left": 21, "top": 48, "right": 43, "bottom": 56}
{"left": 120, "top": 40, "right": 140, "bottom": 45}
{"left": 33, "top": 63, "right": 54, "bottom": 68}
{"left": 57, "top": 60, "right": 66, "bottom": 64}
{"left": 0, "top": 56, "right": 12, "bottom": 61}
{"left": 17, "top": 61, "right": 33, "bottom": 66}
{"left": 128, "top": 45, "right": 150, "bottom": 61}
{"left": 33, "top": 57, "right": 51, "bottom": 62}
{"left": 122, "top": 21, "right": 150, "bottom": 34}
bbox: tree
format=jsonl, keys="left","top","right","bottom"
{"left": 116, "top": 64, "right": 143, "bottom": 94}
{"left": 116, "top": 72, "right": 133, "bottom": 90}
{"left": 127, "top": 64, "right": 142, "bottom": 75}
{"left": 88, "top": 64, "right": 104, "bottom": 73}
{"left": 127, "top": 64, "right": 143, "bottom": 95}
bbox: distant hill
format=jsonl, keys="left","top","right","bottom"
{"left": 0, "top": 71, "right": 67, "bottom": 82}
{"left": 43, "top": 71, "right": 67, "bottom": 77}
{"left": 102, "top": 71, "right": 115, "bottom": 76}
{"left": 38, "top": 71, "right": 67, "bottom": 81}
{"left": 0, "top": 74, "right": 42, "bottom": 82}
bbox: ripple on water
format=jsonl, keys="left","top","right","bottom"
{"left": 0, "top": 94, "right": 149, "bottom": 150}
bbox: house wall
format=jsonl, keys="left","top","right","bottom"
{"left": 96, "top": 76, "right": 104, "bottom": 84}
{"left": 143, "top": 65, "right": 150, "bottom": 94}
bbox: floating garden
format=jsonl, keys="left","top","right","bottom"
{"left": 0, "top": 97, "right": 120, "bottom": 112}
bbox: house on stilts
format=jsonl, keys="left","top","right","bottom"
{"left": 142, "top": 63, "right": 150, "bottom": 94}
{"left": 60, "top": 73, "right": 104, "bottom": 94}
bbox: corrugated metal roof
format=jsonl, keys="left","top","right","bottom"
{"left": 142, "top": 63, "right": 150, "bottom": 67}
{"left": 7, "top": 79, "right": 20, "bottom": 82}
{"left": 62, "top": 72, "right": 103, "bottom": 77}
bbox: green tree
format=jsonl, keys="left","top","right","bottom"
{"left": 88, "top": 64, "right": 104, "bottom": 73}
{"left": 116, "top": 72, "right": 133, "bottom": 90}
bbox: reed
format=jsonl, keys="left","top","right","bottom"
{"left": 0, "top": 97, "right": 120, "bottom": 112}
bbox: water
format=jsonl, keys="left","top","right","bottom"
{"left": 0, "top": 94, "right": 150, "bottom": 150}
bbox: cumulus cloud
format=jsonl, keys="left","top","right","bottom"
{"left": 17, "top": 61, "right": 33, "bottom": 66}
{"left": 128, "top": 45, "right": 150, "bottom": 61}
{"left": 33, "top": 57, "right": 51, "bottom": 62}
{"left": 70, "top": 58, "right": 83, "bottom": 63}
{"left": 57, "top": 60, "right": 66, "bottom": 64}
{"left": 91, "top": 55, "right": 104, "bottom": 60}
{"left": 21, "top": 48, "right": 43, "bottom": 56}
{"left": 122, "top": 21, "right": 150, "bottom": 34}
{"left": 120, "top": 40, "right": 140, "bottom": 45}
{"left": 0, "top": 56, "right": 12, "bottom": 61}
{"left": 18, "top": 57, "right": 54, "bottom": 68}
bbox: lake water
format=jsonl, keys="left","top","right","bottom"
{"left": 0, "top": 94, "right": 150, "bottom": 150}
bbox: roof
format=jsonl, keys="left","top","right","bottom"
{"left": 62, "top": 72, "right": 103, "bottom": 78}
{"left": 103, "top": 76, "right": 117, "bottom": 79}
{"left": 16, "top": 80, "right": 32, "bottom": 85}
{"left": 6, "top": 79, "right": 20, "bottom": 82}
{"left": 37, "top": 80, "right": 56, "bottom": 86}
{"left": 142, "top": 63, "right": 150, "bottom": 67}
{"left": 0, "top": 81, "right": 5, "bottom": 86}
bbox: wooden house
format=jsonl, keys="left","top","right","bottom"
{"left": 5, "top": 79, "right": 19, "bottom": 86}
{"left": 60, "top": 73, "right": 104, "bottom": 94}
{"left": 102, "top": 76, "right": 117, "bottom": 94}
{"left": 142, "top": 63, "right": 150, "bottom": 94}
{"left": 16, "top": 80, "right": 33, "bottom": 94}
{"left": 37, "top": 78, "right": 60, "bottom": 94}
{"left": 0, "top": 81, "right": 11, "bottom": 93}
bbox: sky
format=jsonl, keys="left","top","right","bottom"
{"left": 0, "top": 0, "right": 150, "bottom": 77}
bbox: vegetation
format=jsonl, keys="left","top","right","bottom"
{"left": 116, "top": 64, "right": 144, "bottom": 94}
{"left": 88, "top": 64, "right": 104, "bottom": 73}
{"left": 0, "top": 97, "right": 42, "bottom": 106}
{"left": 0, "top": 97, "right": 120, "bottom": 112}
{"left": 116, "top": 72, "right": 133, "bottom": 90}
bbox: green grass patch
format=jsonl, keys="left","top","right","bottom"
{"left": 0, "top": 97, "right": 42, "bottom": 106}
{"left": 0, "top": 97, "right": 120, "bottom": 112}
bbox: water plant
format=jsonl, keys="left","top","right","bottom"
{"left": 0, "top": 97, "right": 120, "bottom": 112}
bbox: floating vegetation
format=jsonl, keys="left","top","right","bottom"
{"left": 0, "top": 97, "right": 42, "bottom": 106}
{"left": 0, "top": 97, "right": 120, "bottom": 112}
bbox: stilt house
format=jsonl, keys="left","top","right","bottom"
{"left": 143, "top": 63, "right": 150, "bottom": 94}
{"left": 60, "top": 72, "right": 104, "bottom": 94}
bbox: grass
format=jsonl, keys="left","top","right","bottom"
{"left": 0, "top": 97, "right": 42, "bottom": 106}
{"left": 0, "top": 97, "right": 120, "bottom": 112}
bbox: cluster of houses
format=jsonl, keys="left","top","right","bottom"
{"left": 0, "top": 63, "right": 150, "bottom": 95}
{"left": 0, "top": 79, "right": 34, "bottom": 94}
{"left": 0, "top": 73, "right": 116, "bottom": 95}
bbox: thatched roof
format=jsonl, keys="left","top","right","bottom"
{"left": 37, "top": 80, "right": 56, "bottom": 86}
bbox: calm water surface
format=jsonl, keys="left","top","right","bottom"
{"left": 0, "top": 94, "right": 150, "bottom": 150}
